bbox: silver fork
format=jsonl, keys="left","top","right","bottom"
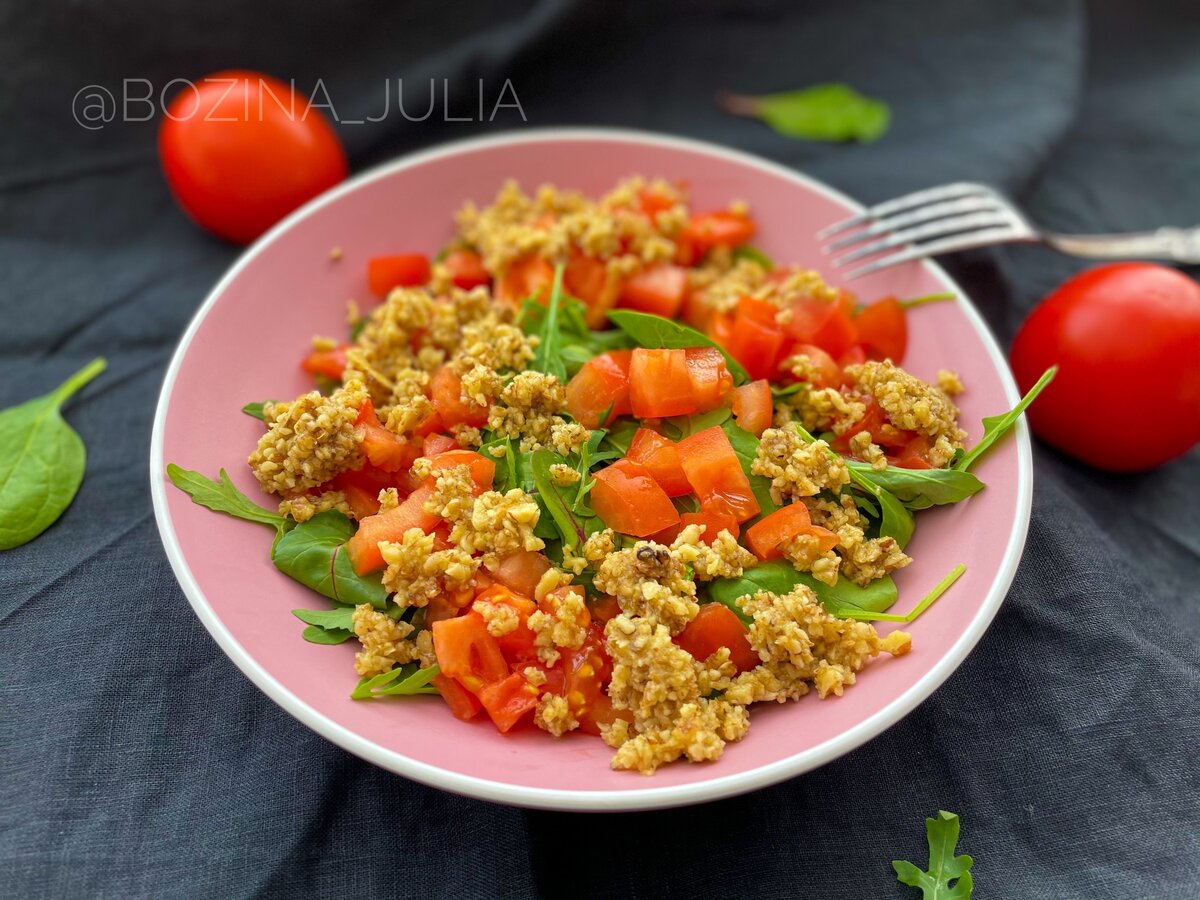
{"left": 817, "top": 182, "right": 1200, "bottom": 280}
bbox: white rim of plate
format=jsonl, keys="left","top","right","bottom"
{"left": 150, "top": 126, "right": 1032, "bottom": 812}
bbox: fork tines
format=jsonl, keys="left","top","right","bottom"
{"left": 817, "top": 182, "right": 1029, "bottom": 279}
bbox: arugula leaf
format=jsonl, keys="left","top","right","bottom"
{"left": 719, "top": 419, "right": 779, "bottom": 519}
{"left": 899, "top": 292, "right": 956, "bottom": 310}
{"left": 292, "top": 606, "right": 355, "bottom": 630}
{"left": 608, "top": 309, "right": 751, "bottom": 385}
{"left": 530, "top": 449, "right": 603, "bottom": 550}
{"left": 351, "top": 663, "right": 441, "bottom": 699}
{"left": 893, "top": 811, "right": 975, "bottom": 899}
{"left": 732, "top": 245, "right": 774, "bottom": 269}
{"left": 0, "top": 358, "right": 106, "bottom": 550}
{"left": 241, "top": 401, "right": 272, "bottom": 421}
{"left": 718, "top": 83, "right": 890, "bottom": 143}
{"left": 349, "top": 317, "right": 367, "bottom": 341}
{"left": 847, "top": 462, "right": 984, "bottom": 508}
{"left": 271, "top": 510, "right": 389, "bottom": 608}
{"left": 527, "top": 263, "right": 568, "bottom": 382}
{"left": 301, "top": 624, "right": 354, "bottom": 645}
{"left": 167, "top": 464, "right": 290, "bottom": 536}
{"left": 955, "top": 366, "right": 1056, "bottom": 473}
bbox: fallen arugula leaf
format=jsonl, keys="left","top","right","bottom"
{"left": 0, "top": 358, "right": 106, "bottom": 550}
{"left": 955, "top": 366, "right": 1057, "bottom": 473}
{"left": 893, "top": 810, "right": 975, "bottom": 899}
{"left": 272, "top": 510, "right": 389, "bottom": 608}
{"left": 241, "top": 401, "right": 272, "bottom": 421}
{"left": 166, "top": 464, "right": 290, "bottom": 537}
{"left": 608, "top": 309, "right": 751, "bottom": 385}
{"left": 351, "top": 663, "right": 441, "bottom": 699}
{"left": 718, "top": 83, "right": 890, "bottom": 143}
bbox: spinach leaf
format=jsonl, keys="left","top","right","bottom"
{"left": 530, "top": 448, "right": 602, "bottom": 550}
{"left": 707, "top": 560, "right": 898, "bottom": 621}
{"left": 242, "top": 401, "right": 273, "bottom": 421}
{"left": 732, "top": 245, "right": 774, "bottom": 269}
{"left": 167, "top": 464, "right": 291, "bottom": 536}
{"left": 718, "top": 83, "right": 890, "bottom": 143}
{"left": 527, "top": 263, "right": 568, "bottom": 382}
{"left": 771, "top": 383, "right": 805, "bottom": 400}
{"left": 847, "top": 462, "right": 984, "bottom": 507}
{"left": 608, "top": 309, "right": 751, "bottom": 385}
{"left": 599, "top": 418, "right": 640, "bottom": 456}
{"left": 662, "top": 406, "right": 733, "bottom": 440}
{"left": 893, "top": 810, "right": 974, "bottom": 899}
{"left": 351, "top": 663, "right": 441, "bottom": 699}
{"left": 349, "top": 317, "right": 367, "bottom": 341}
{"left": 719, "top": 419, "right": 779, "bottom": 518}
{"left": 0, "top": 358, "right": 106, "bottom": 550}
{"left": 271, "top": 510, "right": 389, "bottom": 608}
{"left": 955, "top": 366, "right": 1056, "bottom": 473}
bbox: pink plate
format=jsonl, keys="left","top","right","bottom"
{"left": 150, "top": 128, "right": 1031, "bottom": 811}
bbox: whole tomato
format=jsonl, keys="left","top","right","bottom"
{"left": 158, "top": 70, "right": 347, "bottom": 244}
{"left": 1010, "top": 262, "right": 1200, "bottom": 471}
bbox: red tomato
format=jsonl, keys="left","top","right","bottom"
{"left": 496, "top": 255, "right": 555, "bottom": 307}
{"left": 675, "top": 603, "right": 759, "bottom": 673}
{"left": 432, "top": 674, "right": 482, "bottom": 720}
{"left": 430, "top": 366, "right": 489, "bottom": 428}
{"left": 421, "top": 433, "right": 459, "bottom": 456}
{"left": 432, "top": 612, "right": 509, "bottom": 697}
{"left": 744, "top": 504, "right": 837, "bottom": 561}
{"left": 565, "top": 350, "right": 633, "bottom": 428}
{"left": 729, "top": 379, "right": 773, "bottom": 437}
{"left": 684, "top": 347, "right": 734, "bottom": 410}
{"left": 677, "top": 511, "right": 741, "bottom": 545}
{"left": 629, "top": 348, "right": 697, "bottom": 418}
{"left": 560, "top": 627, "right": 616, "bottom": 735}
{"left": 368, "top": 254, "right": 431, "bottom": 296}
{"left": 854, "top": 297, "right": 907, "bottom": 362}
{"left": 346, "top": 484, "right": 439, "bottom": 574}
{"left": 158, "top": 71, "right": 347, "bottom": 244}
{"left": 1010, "top": 263, "right": 1200, "bottom": 470}
{"left": 301, "top": 345, "right": 349, "bottom": 381}
{"left": 423, "top": 449, "right": 496, "bottom": 490}
{"left": 784, "top": 296, "right": 859, "bottom": 359}
{"left": 618, "top": 265, "right": 689, "bottom": 318}
{"left": 442, "top": 249, "right": 491, "bottom": 290}
{"left": 590, "top": 459, "right": 681, "bottom": 537}
{"left": 676, "top": 426, "right": 761, "bottom": 522}
{"left": 477, "top": 672, "right": 541, "bottom": 732}
{"left": 564, "top": 254, "right": 620, "bottom": 327}
{"left": 488, "top": 550, "right": 552, "bottom": 600}
{"left": 787, "top": 343, "right": 842, "bottom": 389}
{"left": 626, "top": 428, "right": 691, "bottom": 496}
{"left": 355, "top": 400, "right": 417, "bottom": 473}
{"left": 727, "top": 297, "right": 786, "bottom": 380}
{"left": 473, "top": 584, "right": 539, "bottom": 662}
{"left": 682, "top": 211, "right": 756, "bottom": 253}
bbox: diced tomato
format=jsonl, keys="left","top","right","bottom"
{"left": 629, "top": 348, "right": 697, "bottom": 418}
{"left": 786, "top": 343, "right": 842, "bottom": 389}
{"left": 730, "top": 379, "right": 772, "bottom": 437}
{"left": 682, "top": 210, "right": 756, "bottom": 253}
{"left": 674, "top": 511, "right": 741, "bottom": 545}
{"left": 424, "top": 449, "right": 495, "bottom": 490}
{"left": 410, "top": 406, "right": 445, "bottom": 438}
{"left": 425, "top": 593, "right": 463, "bottom": 625}
{"left": 496, "top": 255, "right": 555, "bottom": 307}
{"left": 590, "top": 458, "right": 681, "bottom": 537}
{"left": 837, "top": 344, "right": 868, "bottom": 371}
{"left": 368, "top": 254, "right": 431, "bottom": 296}
{"left": 565, "top": 349, "right": 632, "bottom": 428}
{"left": 784, "top": 296, "right": 860, "bottom": 359}
{"left": 355, "top": 400, "right": 417, "bottom": 473}
{"left": 855, "top": 297, "right": 907, "bottom": 362}
{"left": 727, "top": 297, "right": 786, "bottom": 380}
{"left": 442, "top": 249, "right": 491, "bottom": 290}
{"left": 346, "top": 484, "right": 439, "bottom": 574}
{"left": 626, "top": 428, "right": 691, "bottom": 497}
{"left": 638, "top": 187, "right": 677, "bottom": 219}
{"left": 327, "top": 463, "right": 396, "bottom": 519}
{"left": 489, "top": 550, "right": 552, "bottom": 599}
{"left": 338, "top": 481, "right": 382, "bottom": 520}
{"left": 676, "top": 426, "right": 760, "bottom": 522}
{"left": 430, "top": 365, "right": 488, "bottom": 428}
{"left": 892, "top": 433, "right": 934, "bottom": 469}
{"left": 474, "top": 584, "right": 539, "bottom": 661}
{"left": 432, "top": 674, "right": 482, "bottom": 720}
{"left": 301, "top": 344, "right": 348, "bottom": 381}
{"left": 618, "top": 265, "right": 689, "bottom": 318}
{"left": 675, "top": 603, "right": 759, "bottom": 673}
{"left": 833, "top": 399, "right": 916, "bottom": 455}
{"left": 744, "top": 503, "right": 835, "bottom": 560}
{"left": 422, "top": 432, "right": 459, "bottom": 456}
{"left": 684, "top": 346, "right": 734, "bottom": 410}
{"left": 431, "top": 612, "right": 509, "bottom": 697}
{"left": 564, "top": 254, "right": 620, "bottom": 328}
{"left": 477, "top": 672, "right": 540, "bottom": 733}
{"left": 587, "top": 594, "right": 621, "bottom": 624}
{"left": 561, "top": 627, "right": 615, "bottom": 735}
{"left": 706, "top": 310, "right": 735, "bottom": 346}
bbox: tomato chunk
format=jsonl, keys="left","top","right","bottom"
{"left": 488, "top": 550, "right": 552, "bottom": 600}
{"left": 854, "top": 297, "right": 907, "bottom": 362}
{"left": 679, "top": 511, "right": 741, "bottom": 544}
{"left": 442, "top": 249, "right": 491, "bottom": 290}
{"left": 629, "top": 348, "right": 697, "bottom": 418}
{"left": 682, "top": 211, "right": 755, "bottom": 254}
{"left": 560, "top": 626, "right": 615, "bottom": 735}
{"left": 496, "top": 255, "right": 555, "bottom": 307}
{"left": 355, "top": 400, "right": 418, "bottom": 473}
{"left": 618, "top": 265, "right": 689, "bottom": 318}
{"left": 301, "top": 345, "right": 348, "bottom": 381}
{"left": 564, "top": 254, "right": 620, "bottom": 327}
{"left": 368, "top": 254, "right": 431, "bottom": 296}
{"left": 626, "top": 428, "right": 691, "bottom": 497}
{"left": 784, "top": 296, "right": 859, "bottom": 359}
{"left": 565, "top": 349, "right": 632, "bottom": 428}
{"left": 422, "top": 432, "right": 459, "bottom": 456}
{"left": 730, "top": 379, "right": 772, "bottom": 437}
{"left": 676, "top": 426, "right": 760, "bottom": 522}
{"left": 786, "top": 343, "right": 842, "bottom": 389}
{"left": 346, "top": 484, "right": 439, "bottom": 574}
{"left": 433, "top": 673, "right": 482, "bottom": 720}
{"left": 431, "top": 612, "right": 509, "bottom": 696}
{"left": 424, "top": 449, "right": 496, "bottom": 490}
{"left": 727, "top": 297, "right": 786, "bottom": 380}
{"left": 477, "top": 672, "right": 541, "bottom": 733}
{"left": 675, "top": 603, "right": 759, "bottom": 673}
{"left": 590, "top": 459, "right": 681, "bottom": 537}
{"left": 473, "top": 584, "right": 539, "bottom": 662}
{"left": 684, "top": 346, "right": 734, "bottom": 410}
{"left": 430, "top": 365, "right": 488, "bottom": 428}
{"left": 744, "top": 503, "right": 835, "bottom": 560}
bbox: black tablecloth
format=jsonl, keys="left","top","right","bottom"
{"left": 3, "top": 1, "right": 1198, "bottom": 897}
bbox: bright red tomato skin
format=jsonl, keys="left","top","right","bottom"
{"left": 1010, "top": 263, "right": 1200, "bottom": 471}
{"left": 158, "top": 70, "right": 348, "bottom": 244}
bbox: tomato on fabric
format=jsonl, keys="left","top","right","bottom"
{"left": 301, "top": 345, "right": 348, "bottom": 381}
{"left": 565, "top": 349, "right": 633, "bottom": 428}
{"left": 625, "top": 428, "right": 691, "bottom": 497}
{"left": 629, "top": 348, "right": 697, "bottom": 418}
{"left": 158, "top": 71, "right": 348, "bottom": 244}
{"left": 854, "top": 297, "right": 907, "bottom": 362}
{"left": 1010, "top": 262, "right": 1200, "bottom": 471}
{"left": 442, "top": 249, "right": 491, "bottom": 290}
{"left": 430, "top": 365, "right": 489, "bottom": 428}
{"left": 729, "top": 379, "right": 772, "bottom": 437}
{"left": 617, "top": 265, "right": 689, "bottom": 318}
{"left": 431, "top": 612, "right": 509, "bottom": 697}
{"left": 346, "top": 484, "right": 440, "bottom": 574}
{"left": 676, "top": 426, "right": 761, "bottom": 522}
{"left": 683, "top": 347, "right": 734, "bottom": 409}
{"left": 496, "top": 255, "right": 555, "bottom": 307}
{"left": 675, "top": 603, "right": 759, "bottom": 673}
{"left": 590, "top": 459, "right": 681, "bottom": 537}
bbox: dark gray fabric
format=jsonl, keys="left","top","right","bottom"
{"left": 2, "top": 1, "right": 1197, "bottom": 897}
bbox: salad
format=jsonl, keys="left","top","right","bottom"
{"left": 170, "top": 177, "right": 1050, "bottom": 775}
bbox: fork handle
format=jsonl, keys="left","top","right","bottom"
{"left": 1044, "top": 226, "right": 1200, "bottom": 264}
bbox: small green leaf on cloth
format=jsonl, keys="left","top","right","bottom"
{"left": 717, "top": 83, "right": 890, "bottom": 143}
{"left": 893, "top": 810, "right": 975, "bottom": 898}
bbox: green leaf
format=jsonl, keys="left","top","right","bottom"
{"left": 848, "top": 462, "right": 984, "bottom": 507}
{"left": 608, "top": 309, "right": 751, "bottom": 385}
{"left": 898, "top": 292, "right": 956, "bottom": 310}
{"left": 241, "top": 401, "right": 272, "bottom": 421}
{"left": 351, "top": 663, "right": 441, "bottom": 699}
{"left": 0, "top": 358, "right": 106, "bottom": 550}
{"left": 662, "top": 406, "right": 733, "bottom": 441}
{"left": 893, "top": 810, "right": 975, "bottom": 899}
{"left": 955, "top": 366, "right": 1057, "bottom": 473}
{"left": 166, "top": 463, "right": 290, "bottom": 536}
{"left": 271, "top": 510, "right": 389, "bottom": 608}
{"left": 732, "top": 244, "right": 774, "bottom": 269}
{"left": 349, "top": 317, "right": 367, "bottom": 341}
{"left": 527, "top": 263, "right": 568, "bottom": 383}
{"left": 530, "top": 448, "right": 602, "bottom": 549}
{"left": 719, "top": 83, "right": 890, "bottom": 143}
{"left": 292, "top": 606, "right": 356, "bottom": 630}
{"left": 599, "top": 418, "right": 640, "bottom": 456}
{"left": 301, "top": 624, "right": 354, "bottom": 645}
{"left": 719, "top": 419, "right": 779, "bottom": 519}
{"left": 707, "top": 560, "right": 898, "bottom": 621}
